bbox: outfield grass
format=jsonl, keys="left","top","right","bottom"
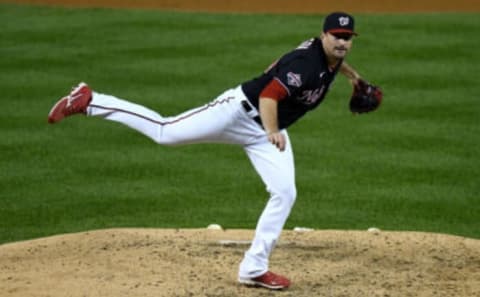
{"left": 0, "top": 4, "right": 479, "bottom": 243}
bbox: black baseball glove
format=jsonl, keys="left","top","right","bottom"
{"left": 349, "top": 79, "right": 383, "bottom": 114}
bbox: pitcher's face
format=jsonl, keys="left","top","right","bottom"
{"left": 321, "top": 32, "right": 353, "bottom": 60}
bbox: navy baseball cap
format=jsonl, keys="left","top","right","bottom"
{"left": 323, "top": 12, "right": 358, "bottom": 36}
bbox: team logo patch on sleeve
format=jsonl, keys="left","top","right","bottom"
{"left": 287, "top": 72, "right": 302, "bottom": 87}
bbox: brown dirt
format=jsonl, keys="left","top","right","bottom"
{"left": 2, "top": 1, "right": 480, "bottom": 296}
{"left": 1, "top": 228, "right": 479, "bottom": 297}
{"left": 5, "top": 0, "right": 480, "bottom": 12}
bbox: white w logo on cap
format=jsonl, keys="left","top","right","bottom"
{"left": 339, "top": 17, "right": 350, "bottom": 26}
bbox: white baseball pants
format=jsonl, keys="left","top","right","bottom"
{"left": 86, "top": 86, "right": 297, "bottom": 279}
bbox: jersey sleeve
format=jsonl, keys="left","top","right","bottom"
{"left": 259, "top": 79, "right": 289, "bottom": 101}
{"left": 270, "top": 56, "right": 314, "bottom": 97}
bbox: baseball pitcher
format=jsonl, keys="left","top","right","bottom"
{"left": 47, "top": 12, "right": 382, "bottom": 290}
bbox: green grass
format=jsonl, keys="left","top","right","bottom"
{"left": 1, "top": 4, "right": 479, "bottom": 243}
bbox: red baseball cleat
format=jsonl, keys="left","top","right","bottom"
{"left": 239, "top": 271, "right": 291, "bottom": 290}
{"left": 48, "top": 82, "right": 92, "bottom": 124}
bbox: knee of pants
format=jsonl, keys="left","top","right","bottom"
{"left": 270, "top": 183, "right": 297, "bottom": 208}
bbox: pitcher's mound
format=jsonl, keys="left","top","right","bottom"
{"left": 1, "top": 228, "right": 479, "bottom": 296}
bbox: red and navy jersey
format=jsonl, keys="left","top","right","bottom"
{"left": 241, "top": 37, "right": 342, "bottom": 129}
